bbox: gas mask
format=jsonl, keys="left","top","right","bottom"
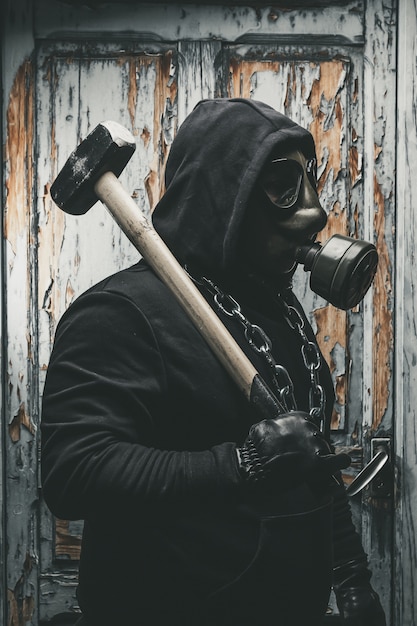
{"left": 259, "top": 154, "right": 378, "bottom": 310}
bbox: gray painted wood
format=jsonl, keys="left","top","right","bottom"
{"left": 396, "top": 1, "right": 417, "bottom": 623}
{"left": 361, "top": 1, "right": 396, "bottom": 616}
{"left": 2, "top": 2, "right": 38, "bottom": 625}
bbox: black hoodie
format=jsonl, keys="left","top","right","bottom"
{"left": 153, "top": 97, "right": 316, "bottom": 279}
{"left": 41, "top": 99, "right": 340, "bottom": 626}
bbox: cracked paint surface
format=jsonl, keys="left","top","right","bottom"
{"left": 5, "top": 58, "right": 38, "bottom": 626}
{"left": 2, "top": 2, "right": 397, "bottom": 622}
{"left": 372, "top": 171, "right": 393, "bottom": 428}
{"left": 227, "top": 55, "right": 352, "bottom": 430}
{"left": 36, "top": 47, "right": 178, "bottom": 582}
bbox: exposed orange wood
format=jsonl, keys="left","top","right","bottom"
{"left": 55, "top": 519, "right": 82, "bottom": 561}
{"left": 4, "top": 60, "right": 34, "bottom": 252}
{"left": 127, "top": 55, "right": 138, "bottom": 131}
{"left": 8, "top": 403, "right": 35, "bottom": 442}
{"left": 318, "top": 199, "right": 348, "bottom": 240}
{"left": 314, "top": 305, "right": 347, "bottom": 429}
{"left": 147, "top": 50, "right": 176, "bottom": 209}
{"left": 307, "top": 61, "right": 346, "bottom": 193}
{"left": 229, "top": 58, "right": 280, "bottom": 99}
{"left": 7, "top": 554, "right": 36, "bottom": 625}
{"left": 349, "top": 145, "right": 362, "bottom": 187}
{"left": 228, "top": 57, "right": 350, "bottom": 432}
{"left": 372, "top": 171, "right": 393, "bottom": 428}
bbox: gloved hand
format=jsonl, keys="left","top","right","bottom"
{"left": 333, "top": 561, "right": 386, "bottom": 625}
{"left": 237, "top": 411, "right": 351, "bottom": 489}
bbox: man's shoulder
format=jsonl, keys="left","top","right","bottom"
{"left": 73, "top": 260, "right": 184, "bottom": 327}
{"left": 86, "top": 260, "right": 168, "bottom": 301}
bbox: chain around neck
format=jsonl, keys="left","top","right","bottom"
{"left": 190, "top": 272, "right": 326, "bottom": 431}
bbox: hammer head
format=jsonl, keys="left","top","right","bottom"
{"left": 50, "top": 121, "right": 136, "bottom": 215}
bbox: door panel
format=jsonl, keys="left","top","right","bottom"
{"left": 36, "top": 42, "right": 178, "bottom": 620}
{"left": 216, "top": 48, "right": 385, "bottom": 619}
{"left": 220, "top": 48, "right": 360, "bottom": 437}
{"left": 25, "top": 3, "right": 395, "bottom": 624}
{"left": 220, "top": 44, "right": 395, "bottom": 614}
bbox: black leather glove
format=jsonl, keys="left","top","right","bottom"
{"left": 333, "top": 560, "right": 386, "bottom": 625}
{"left": 237, "top": 411, "right": 351, "bottom": 490}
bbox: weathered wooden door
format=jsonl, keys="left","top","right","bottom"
{"left": 3, "top": 1, "right": 412, "bottom": 624}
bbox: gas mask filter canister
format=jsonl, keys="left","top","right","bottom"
{"left": 295, "top": 234, "right": 378, "bottom": 310}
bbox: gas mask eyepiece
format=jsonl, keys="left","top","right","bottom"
{"left": 260, "top": 158, "right": 317, "bottom": 209}
{"left": 296, "top": 234, "right": 378, "bottom": 310}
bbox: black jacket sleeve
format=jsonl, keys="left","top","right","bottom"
{"left": 41, "top": 290, "right": 241, "bottom": 521}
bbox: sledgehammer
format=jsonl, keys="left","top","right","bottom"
{"left": 50, "top": 120, "right": 286, "bottom": 420}
{"left": 50, "top": 121, "right": 389, "bottom": 495}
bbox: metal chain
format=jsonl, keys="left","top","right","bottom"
{"left": 191, "top": 273, "right": 326, "bottom": 430}
{"left": 278, "top": 299, "right": 326, "bottom": 431}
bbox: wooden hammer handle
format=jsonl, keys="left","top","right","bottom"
{"left": 95, "top": 171, "right": 262, "bottom": 402}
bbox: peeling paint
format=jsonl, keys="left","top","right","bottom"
{"left": 9, "top": 403, "right": 35, "bottom": 442}
{"left": 127, "top": 56, "right": 138, "bottom": 130}
{"left": 38, "top": 182, "right": 66, "bottom": 340}
{"left": 374, "top": 142, "right": 383, "bottom": 162}
{"left": 229, "top": 58, "right": 280, "bottom": 99}
{"left": 119, "top": 51, "right": 177, "bottom": 211}
{"left": 1, "top": 4, "right": 395, "bottom": 621}
{"left": 349, "top": 145, "right": 362, "bottom": 187}
{"left": 227, "top": 57, "right": 348, "bottom": 200}
{"left": 7, "top": 589, "right": 35, "bottom": 626}
{"left": 319, "top": 199, "right": 347, "bottom": 238}
{"left": 55, "top": 520, "right": 82, "bottom": 561}
{"left": 65, "top": 279, "right": 75, "bottom": 309}
{"left": 372, "top": 171, "right": 393, "bottom": 428}
{"left": 4, "top": 60, "right": 34, "bottom": 253}
{"left": 307, "top": 61, "right": 346, "bottom": 191}
{"left": 7, "top": 553, "right": 36, "bottom": 626}
{"left": 141, "top": 126, "right": 151, "bottom": 148}
{"left": 314, "top": 306, "right": 347, "bottom": 428}
{"left": 149, "top": 50, "right": 177, "bottom": 209}
{"left": 228, "top": 55, "right": 352, "bottom": 434}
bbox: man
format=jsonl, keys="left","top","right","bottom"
{"left": 41, "top": 98, "right": 386, "bottom": 625}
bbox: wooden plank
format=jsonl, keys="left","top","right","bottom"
{"left": 36, "top": 42, "right": 178, "bottom": 621}
{"left": 223, "top": 50, "right": 354, "bottom": 432}
{"left": 360, "top": 2, "right": 396, "bottom": 622}
{"left": 224, "top": 37, "right": 395, "bottom": 618}
{"left": 395, "top": 0, "right": 417, "bottom": 623}
{"left": 2, "top": 1, "right": 39, "bottom": 624}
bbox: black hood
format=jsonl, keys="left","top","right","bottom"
{"left": 152, "top": 98, "right": 316, "bottom": 280}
